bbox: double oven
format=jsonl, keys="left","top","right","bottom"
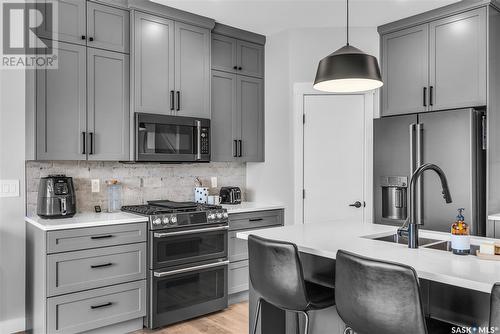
{"left": 125, "top": 203, "right": 229, "bottom": 329}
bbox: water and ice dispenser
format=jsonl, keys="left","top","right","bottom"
{"left": 380, "top": 176, "right": 408, "bottom": 220}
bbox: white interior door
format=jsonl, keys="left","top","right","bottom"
{"left": 303, "top": 94, "right": 366, "bottom": 224}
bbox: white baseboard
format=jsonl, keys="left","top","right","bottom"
{"left": 0, "top": 317, "right": 25, "bottom": 334}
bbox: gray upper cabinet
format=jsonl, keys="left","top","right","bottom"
{"left": 87, "top": 48, "right": 130, "bottom": 161}
{"left": 133, "top": 12, "right": 175, "bottom": 115}
{"left": 238, "top": 76, "right": 264, "bottom": 162}
{"left": 429, "top": 8, "right": 487, "bottom": 111}
{"left": 237, "top": 40, "right": 264, "bottom": 78}
{"left": 174, "top": 22, "right": 211, "bottom": 118}
{"left": 37, "top": 0, "right": 86, "bottom": 46}
{"left": 381, "top": 24, "right": 429, "bottom": 116}
{"left": 380, "top": 7, "right": 488, "bottom": 117}
{"left": 86, "top": 2, "right": 130, "bottom": 53}
{"left": 36, "top": 41, "right": 87, "bottom": 161}
{"left": 212, "top": 71, "right": 239, "bottom": 161}
{"left": 212, "top": 34, "right": 237, "bottom": 73}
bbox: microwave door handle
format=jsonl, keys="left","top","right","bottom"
{"left": 196, "top": 120, "right": 202, "bottom": 160}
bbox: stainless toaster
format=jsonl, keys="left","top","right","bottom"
{"left": 219, "top": 187, "right": 241, "bottom": 204}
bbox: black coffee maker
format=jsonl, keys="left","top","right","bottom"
{"left": 37, "top": 175, "right": 76, "bottom": 218}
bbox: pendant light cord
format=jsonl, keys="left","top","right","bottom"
{"left": 346, "top": 0, "right": 350, "bottom": 46}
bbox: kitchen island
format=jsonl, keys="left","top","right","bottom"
{"left": 237, "top": 221, "right": 500, "bottom": 334}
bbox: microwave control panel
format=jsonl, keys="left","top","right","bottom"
{"left": 200, "top": 128, "right": 210, "bottom": 154}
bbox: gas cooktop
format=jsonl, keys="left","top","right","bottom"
{"left": 121, "top": 200, "right": 228, "bottom": 230}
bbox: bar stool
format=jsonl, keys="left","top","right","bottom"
{"left": 335, "top": 250, "right": 454, "bottom": 334}
{"left": 248, "top": 235, "right": 335, "bottom": 334}
{"left": 490, "top": 283, "right": 500, "bottom": 327}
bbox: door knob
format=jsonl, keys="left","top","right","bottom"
{"left": 349, "top": 201, "right": 364, "bottom": 208}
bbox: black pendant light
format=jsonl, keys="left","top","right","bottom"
{"left": 313, "top": 0, "right": 383, "bottom": 93}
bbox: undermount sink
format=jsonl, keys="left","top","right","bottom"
{"left": 371, "top": 233, "right": 441, "bottom": 247}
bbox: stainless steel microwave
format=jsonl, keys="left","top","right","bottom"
{"left": 135, "top": 113, "right": 210, "bottom": 162}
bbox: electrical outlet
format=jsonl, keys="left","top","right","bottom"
{"left": 0, "top": 180, "right": 19, "bottom": 197}
{"left": 211, "top": 177, "right": 217, "bottom": 188}
{"left": 91, "top": 179, "right": 100, "bottom": 193}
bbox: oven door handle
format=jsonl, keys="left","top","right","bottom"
{"left": 153, "top": 260, "right": 230, "bottom": 278}
{"left": 153, "top": 225, "right": 228, "bottom": 238}
{"left": 196, "top": 120, "right": 202, "bottom": 160}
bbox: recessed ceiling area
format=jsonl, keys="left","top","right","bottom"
{"left": 151, "top": 0, "right": 460, "bottom": 35}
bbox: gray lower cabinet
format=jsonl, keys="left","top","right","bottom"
{"left": 227, "top": 209, "right": 284, "bottom": 302}
{"left": 87, "top": 48, "right": 130, "bottom": 160}
{"left": 211, "top": 70, "right": 264, "bottom": 162}
{"left": 380, "top": 7, "right": 487, "bottom": 116}
{"left": 26, "top": 222, "right": 147, "bottom": 333}
{"left": 36, "top": 41, "right": 87, "bottom": 160}
{"left": 47, "top": 280, "right": 146, "bottom": 334}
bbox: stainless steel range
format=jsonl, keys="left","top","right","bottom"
{"left": 121, "top": 200, "right": 229, "bottom": 329}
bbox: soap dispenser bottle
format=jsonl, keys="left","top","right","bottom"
{"left": 451, "top": 208, "right": 470, "bottom": 255}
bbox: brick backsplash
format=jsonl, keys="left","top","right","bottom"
{"left": 26, "top": 161, "right": 246, "bottom": 216}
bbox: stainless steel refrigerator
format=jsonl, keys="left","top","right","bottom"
{"left": 374, "top": 108, "right": 486, "bottom": 235}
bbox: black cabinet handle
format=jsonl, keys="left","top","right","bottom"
{"left": 238, "top": 66, "right": 242, "bottom": 71}
{"left": 429, "top": 86, "right": 434, "bottom": 106}
{"left": 233, "top": 140, "right": 238, "bottom": 157}
{"left": 238, "top": 140, "right": 242, "bottom": 157}
{"left": 90, "top": 234, "right": 113, "bottom": 240}
{"left": 81, "top": 35, "right": 86, "bottom": 40}
{"left": 176, "top": 91, "right": 180, "bottom": 111}
{"left": 170, "top": 90, "right": 174, "bottom": 111}
{"left": 249, "top": 218, "right": 263, "bottom": 222}
{"left": 89, "top": 37, "right": 94, "bottom": 42}
{"left": 423, "top": 87, "right": 427, "bottom": 107}
{"left": 90, "top": 302, "right": 113, "bottom": 310}
{"left": 89, "top": 132, "right": 94, "bottom": 155}
{"left": 82, "top": 132, "right": 87, "bottom": 154}
{"left": 90, "top": 263, "right": 113, "bottom": 269}
{"left": 233, "top": 66, "right": 238, "bottom": 70}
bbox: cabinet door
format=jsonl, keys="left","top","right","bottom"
{"left": 381, "top": 24, "right": 429, "bottom": 116}
{"left": 87, "top": 2, "right": 130, "bottom": 53}
{"left": 174, "top": 22, "right": 211, "bottom": 118}
{"left": 429, "top": 8, "right": 487, "bottom": 111}
{"left": 36, "top": 41, "right": 86, "bottom": 160}
{"left": 237, "top": 40, "right": 264, "bottom": 78}
{"left": 211, "top": 71, "right": 238, "bottom": 162}
{"left": 212, "top": 34, "right": 237, "bottom": 73}
{"left": 238, "top": 76, "right": 264, "bottom": 162}
{"left": 37, "top": 0, "right": 86, "bottom": 45}
{"left": 134, "top": 12, "right": 175, "bottom": 115}
{"left": 87, "top": 48, "right": 130, "bottom": 161}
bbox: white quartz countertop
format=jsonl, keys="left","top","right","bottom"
{"left": 222, "top": 202, "right": 284, "bottom": 214}
{"left": 237, "top": 221, "right": 500, "bottom": 293}
{"left": 25, "top": 212, "right": 147, "bottom": 231}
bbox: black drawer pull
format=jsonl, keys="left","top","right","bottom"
{"left": 90, "top": 302, "right": 113, "bottom": 310}
{"left": 90, "top": 234, "right": 113, "bottom": 240}
{"left": 249, "top": 218, "right": 263, "bottom": 222}
{"left": 90, "top": 262, "right": 113, "bottom": 269}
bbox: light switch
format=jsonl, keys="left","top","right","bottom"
{"left": 0, "top": 180, "right": 20, "bottom": 197}
{"left": 91, "top": 179, "right": 100, "bottom": 193}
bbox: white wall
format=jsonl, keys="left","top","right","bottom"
{"left": 246, "top": 26, "right": 379, "bottom": 225}
{"left": 0, "top": 67, "right": 26, "bottom": 332}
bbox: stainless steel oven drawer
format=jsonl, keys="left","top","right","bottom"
{"left": 47, "top": 243, "right": 147, "bottom": 296}
{"left": 47, "top": 223, "right": 147, "bottom": 253}
{"left": 47, "top": 280, "right": 146, "bottom": 334}
{"left": 228, "top": 209, "right": 284, "bottom": 231}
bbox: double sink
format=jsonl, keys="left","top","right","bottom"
{"left": 370, "top": 233, "right": 479, "bottom": 254}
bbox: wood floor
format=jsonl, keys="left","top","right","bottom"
{"left": 134, "top": 301, "right": 249, "bottom": 334}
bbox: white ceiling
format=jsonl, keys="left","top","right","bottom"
{"left": 151, "top": 0, "right": 460, "bottom": 35}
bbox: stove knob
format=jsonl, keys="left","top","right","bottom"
{"left": 208, "top": 213, "right": 215, "bottom": 220}
{"left": 153, "top": 218, "right": 162, "bottom": 225}
{"left": 170, "top": 216, "right": 177, "bottom": 224}
{"left": 223, "top": 212, "right": 228, "bottom": 218}
{"left": 216, "top": 213, "right": 223, "bottom": 219}
{"left": 162, "top": 217, "right": 169, "bottom": 225}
